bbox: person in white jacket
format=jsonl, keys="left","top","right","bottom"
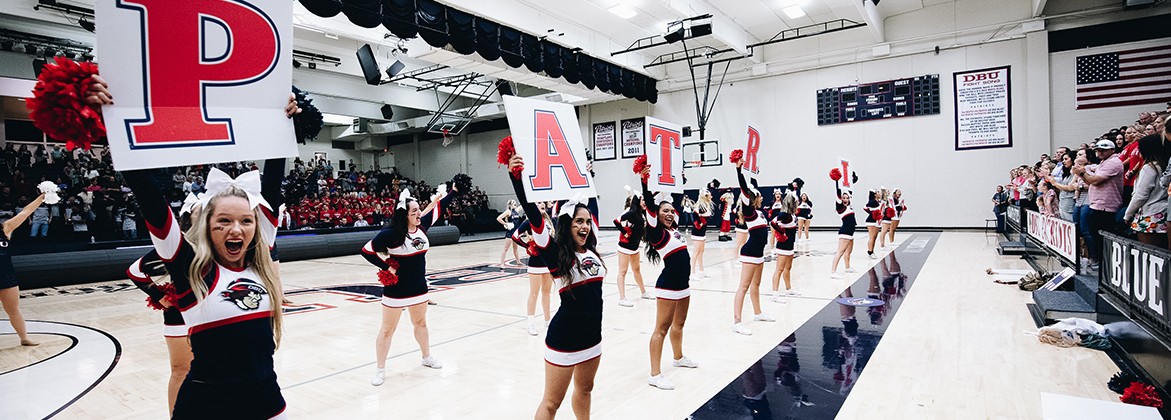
{"left": 1124, "top": 134, "right": 1171, "bottom": 248}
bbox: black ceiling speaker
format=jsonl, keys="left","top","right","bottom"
{"left": 682, "top": 126, "right": 692, "bottom": 137}
{"left": 380, "top": 104, "right": 394, "bottom": 120}
{"left": 293, "top": 59, "right": 302, "bottom": 68}
{"left": 664, "top": 25, "right": 685, "bottom": 43}
{"left": 689, "top": 23, "right": 712, "bottom": 37}
{"left": 356, "top": 44, "right": 381, "bottom": 85}
{"left": 385, "top": 60, "right": 405, "bottom": 78}
{"left": 496, "top": 79, "right": 513, "bottom": 96}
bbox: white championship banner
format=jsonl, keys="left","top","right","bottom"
{"left": 592, "top": 121, "right": 616, "bottom": 161}
{"left": 1026, "top": 210, "right": 1077, "bottom": 262}
{"left": 620, "top": 118, "right": 645, "bottom": 159}
{"left": 96, "top": 0, "right": 297, "bottom": 170}
{"left": 503, "top": 95, "right": 597, "bottom": 202}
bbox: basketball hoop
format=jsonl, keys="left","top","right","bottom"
{"left": 441, "top": 129, "right": 454, "bottom": 147}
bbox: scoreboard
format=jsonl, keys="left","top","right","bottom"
{"left": 816, "top": 75, "right": 940, "bottom": 125}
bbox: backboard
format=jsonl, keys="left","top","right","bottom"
{"left": 682, "top": 140, "right": 721, "bottom": 168}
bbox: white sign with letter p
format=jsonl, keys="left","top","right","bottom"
{"left": 96, "top": 0, "right": 296, "bottom": 171}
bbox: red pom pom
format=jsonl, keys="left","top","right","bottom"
{"left": 632, "top": 155, "right": 650, "bottom": 181}
{"left": 145, "top": 282, "right": 178, "bottom": 311}
{"left": 829, "top": 168, "right": 842, "bottom": 181}
{"left": 527, "top": 241, "right": 540, "bottom": 257}
{"left": 377, "top": 269, "right": 398, "bottom": 286}
{"left": 498, "top": 136, "right": 524, "bottom": 178}
{"left": 729, "top": 149, "right": 744, "bottom": 164}
{"left": 885, "top": 208, "right": 896, "bottom": 218}
{"left": 872, "top": 210, "right": 882, "bottom": 221}
{"left": 26, "top": 57, "right": 104, "bottom": 151}
{"left": 776, "top": 232, "right": 789, "bottom": 242}
{"left": 1122, "top": 382, "right": 1164, "bottom": 408}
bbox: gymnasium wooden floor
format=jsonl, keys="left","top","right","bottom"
{"left": 1, "top": 230, "right": 1121, "bottom": 419}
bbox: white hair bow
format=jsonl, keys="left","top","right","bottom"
{"left": 180, "top": 192, "right": 200, "bottom": 215}
{"left": 396, "top": 188, "right": 413, "bottom": 210}
{"left": 199, "top": 168, "right": 270, "bottom": 212}
{"left": 559, "top": 192, "right": 586, "bottom": 218}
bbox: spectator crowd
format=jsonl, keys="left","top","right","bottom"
{"left": 995, "top": 106, "right": 1171, "bottom": 272}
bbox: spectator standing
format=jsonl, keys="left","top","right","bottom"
{"left": 29, "top": 202, "right": 50, "bottom": 242}
{"left": 1045, "top": 153, "right": 1077, "bottom": 221}
{"left": 1123, "top": 134, "right": 1170, "bottom": 248}
{"left": 1075, "top": 140, "right": 1125, "bottom": 270}
{"left": 992, "top": 186, "right": 1009, "bottom": 233}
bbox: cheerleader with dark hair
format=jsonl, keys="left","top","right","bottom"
{"left": 864, "top": 189, "right": 883, "bottom": 259}
{"left": 731, "top": 161, "right": 774, "bottom": 336}
{"left": 637, "top": 166, "right": 698, "bottom": 391}
{"left": 769, "top": 192, "right": 799, "bottom": 304}
{"left": 831, "top": 180, "right": 857, "bottom": 279}
{"left": 690, "top": 189, "right": 714, "bottom": 279}
{"left": 796, "top": 194, "right": 813, "bottom": 243}
{"left": 513, "top": 202, "right": 556, "bottom": 335}
{"left": 614, "top": 191, "right": 650, "bottom": 307}
{"left": 362, "top": 184, "right": 457, "bottom": 386}
{"left": 877, "top": 188, "right": 893, "bottom": 249}
{"left": 506, "top": 155, "right": 607, "bottom": 419}
{"left": 887, "top": 189, "right": 906, "bottom": 246}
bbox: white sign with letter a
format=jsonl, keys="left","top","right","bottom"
{"left": 503, "top": 95, "right": 597, "bottom": 202}
{"left": 644, "top": 116, "right": 683, "bottom": 194}
{"left": 96, "top": 0, "right": 296, "bottom": 171}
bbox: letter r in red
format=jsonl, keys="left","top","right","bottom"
{"left": 530, "top": 110, "right": 590, "bottom": 190}
{"left": 649, "top": 124, "right": 680, "bottom": 186}
{"left": 745, "top": 126, "right": 761, "bottom": 174}
{"left": 118, "top": 0, "right": 280, "bottom": 148}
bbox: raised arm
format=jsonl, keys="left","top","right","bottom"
{"left": 420, "top": 188, "right": 456, "bottom": 231}
{"left": 507, "top": 155, "right": 560, "bottom": 272}
{"left": 737, "top": 167, "right": 756, "bottom": 205}
{"left": 642, "top": 178, "right": 659, "bottom": 229}
{"left": 3, "top": 193, "right": 45, "bottom": 237}
{"left": 123, "top": 169, "right": 185, "bottom": 261}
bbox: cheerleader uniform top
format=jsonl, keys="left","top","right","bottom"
{"left": 128, "top": 250, "right": 186, "bottom": 338}
{"left": 510, "top": 176, "right": 605, "bottom": 366}
{"left": 613, "top": 210, "right": 643, "bottom": 253}
{"left": 692, "top": 205, "right": 712, "bottom": 239}
{"left": 737, "top": 168, "right": 769, "bottom": 264}
{"left": 836, "top": 184, "right": 857, "bottom": 239}
{"left": 642, "top": 180, "right": 691, "bottom": 299}
{"left": 361, "top": 192, "right": 454, "bottom": 308}
{"left": 771, "top": 212, "right": 798, "bottom": 255}
{"left": 512, "top": 219, "right": 550, "bottom": 274}
{"left": 891, "top": 198, "right": 907, "bottom": 220}
{"left": 863, "top": 199, "right": 882, "bottom": 226}
{"left": 122, "top": 159, "right": 287, "bottom": 419}
{"left": 797, "top": 201, "right": 813, "bottom": 219}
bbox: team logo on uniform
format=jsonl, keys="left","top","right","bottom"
{"left": 411, "top": 237, "right": 427, "bottom": 251}
{"left": 581, "top": 257, "right": 601, "bottom": 277}
{"left": 221, "top": 278, "right": 268, "bottom": 310}
{"left": 672, "top": 231, "right": 684, "bottom": 242}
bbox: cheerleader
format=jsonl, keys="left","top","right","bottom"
{"left": 614, "top": 193, "right": 650, "bottom": 307}
{"left": 769, "top": 193, "right": 799, "bottom": 303}
{"left": 128, "top": 250, "right": 190, "bottom": 415}
{"left": 731, "top": 162, "right": 774, "bottom": 336}
{"left": 877, "top": 188, "right": 893, "bottom": 249}
{"left": 506, "top": 155, "right": 607, "bottom": 419}
{"left": 638, "top": 167, "right": 698, "bottom": 391}
{"left": 734, "top": 200, "right": 748, "bottom": 258}
{"left": 690, "top": 190, "right": 714, "bottom": 279}
{"left": 768, "top": 190, "right": 783, "bottom": 250}
{"left": 796, "top": 194, "right": 813, "bottom": 242}
{"left": 496, "top": 200, "right": 523, "bottom": 266}
{"left": 0, "top": 193, "right": 47, "bottom": 347}
{"left": 363, "top": 185, "right": 456, "bottom": 386}
{"left": 513, "top": 203, "right": 555, "bottom": 335}
{"left": 831, "top": 180, "right": 857, "bottom": 278}
{"left": 719, "top": 191, "right": 735, "bottom": 241}
{"left": 864, "top": 189, "right": 883, "bottom": 259}
{"left": 887, "top": 189, "right": 906, "bottom": 245}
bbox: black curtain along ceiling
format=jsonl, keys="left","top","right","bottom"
{"left": 342, "top": 0, "right": 382, "bottom": 28}
{"left": 296, "top": 0, "right": 657, "bottom": 103}
{"left": 382, "top": 0, "right": 417, "bottom": 39}
{"left": 474, "top": 17, "right": 500, "bottom": 61}
{"left": 301, "top": 0, "right": 342, "bottom": 17}
{"left": 447, "top": 8, "right": 476, "bottom": 55}
{"left": 416, "top": 0, "right": 447, "bottom": 47}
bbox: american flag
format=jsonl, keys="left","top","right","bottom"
{"left": 1076, "top": 45, "right": 1171, "bottom": 110}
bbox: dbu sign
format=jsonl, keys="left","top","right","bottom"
{"left": 962, "top": 71, "right": 1001, "bottom": 83}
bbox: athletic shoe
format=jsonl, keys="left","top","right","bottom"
{"left": 764, "top": 255, "right": 774, "bottom": 262}
{"left": 732, "top": 323, "right": 753, "bottom": 335}
{"left": 421, "top": 356, "right": 443, "bottom": 369}
{"left": 673, "top": 356, "right": 699, "bottom": 368}
{"left": 753, "top": 312, "right": 776, "bottom": 322}
{"left": 701, "top": 271, "right": 711, "bottom": 278}
{"left": 844, "top": 268, "right": 858, "bottom": 273}
{"left": 648, "top": 374, "right": 676, "bottom": 390}
{"left": 868, "top": 253, "right": 877, "bottom": 259}
{"left": 371, "top": 368, "right": 385, "bottom": 386}
{"left": 771, "top": 294, "right": 786, "bottom": 304}
{"left": 786, "top": 289, "right": 800, "bottom": 297}
{"left": 619, "top": 298, "right": 634, "bottom": 307}
{"left": 642, "top": 292, "right": 656, "bottom": 300}
{"left": 830, "top": 273, "right": 843, "bottom": 279}
{"left": 527, "top": 323, "right": 539, "bottom": 336}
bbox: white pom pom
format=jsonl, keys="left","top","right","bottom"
{"left": 624, "top": 185, "right": 631, "bottom": 192}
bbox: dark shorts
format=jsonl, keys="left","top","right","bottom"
{"left": 0, "top": 275, "right": 17, "bottom": 290}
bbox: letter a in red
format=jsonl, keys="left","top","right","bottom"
{"left": 120, "top": 0, "right": 280, "bottom": 148}
{"left": 530, "top": 110, "right": 590, "bottom": 190}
